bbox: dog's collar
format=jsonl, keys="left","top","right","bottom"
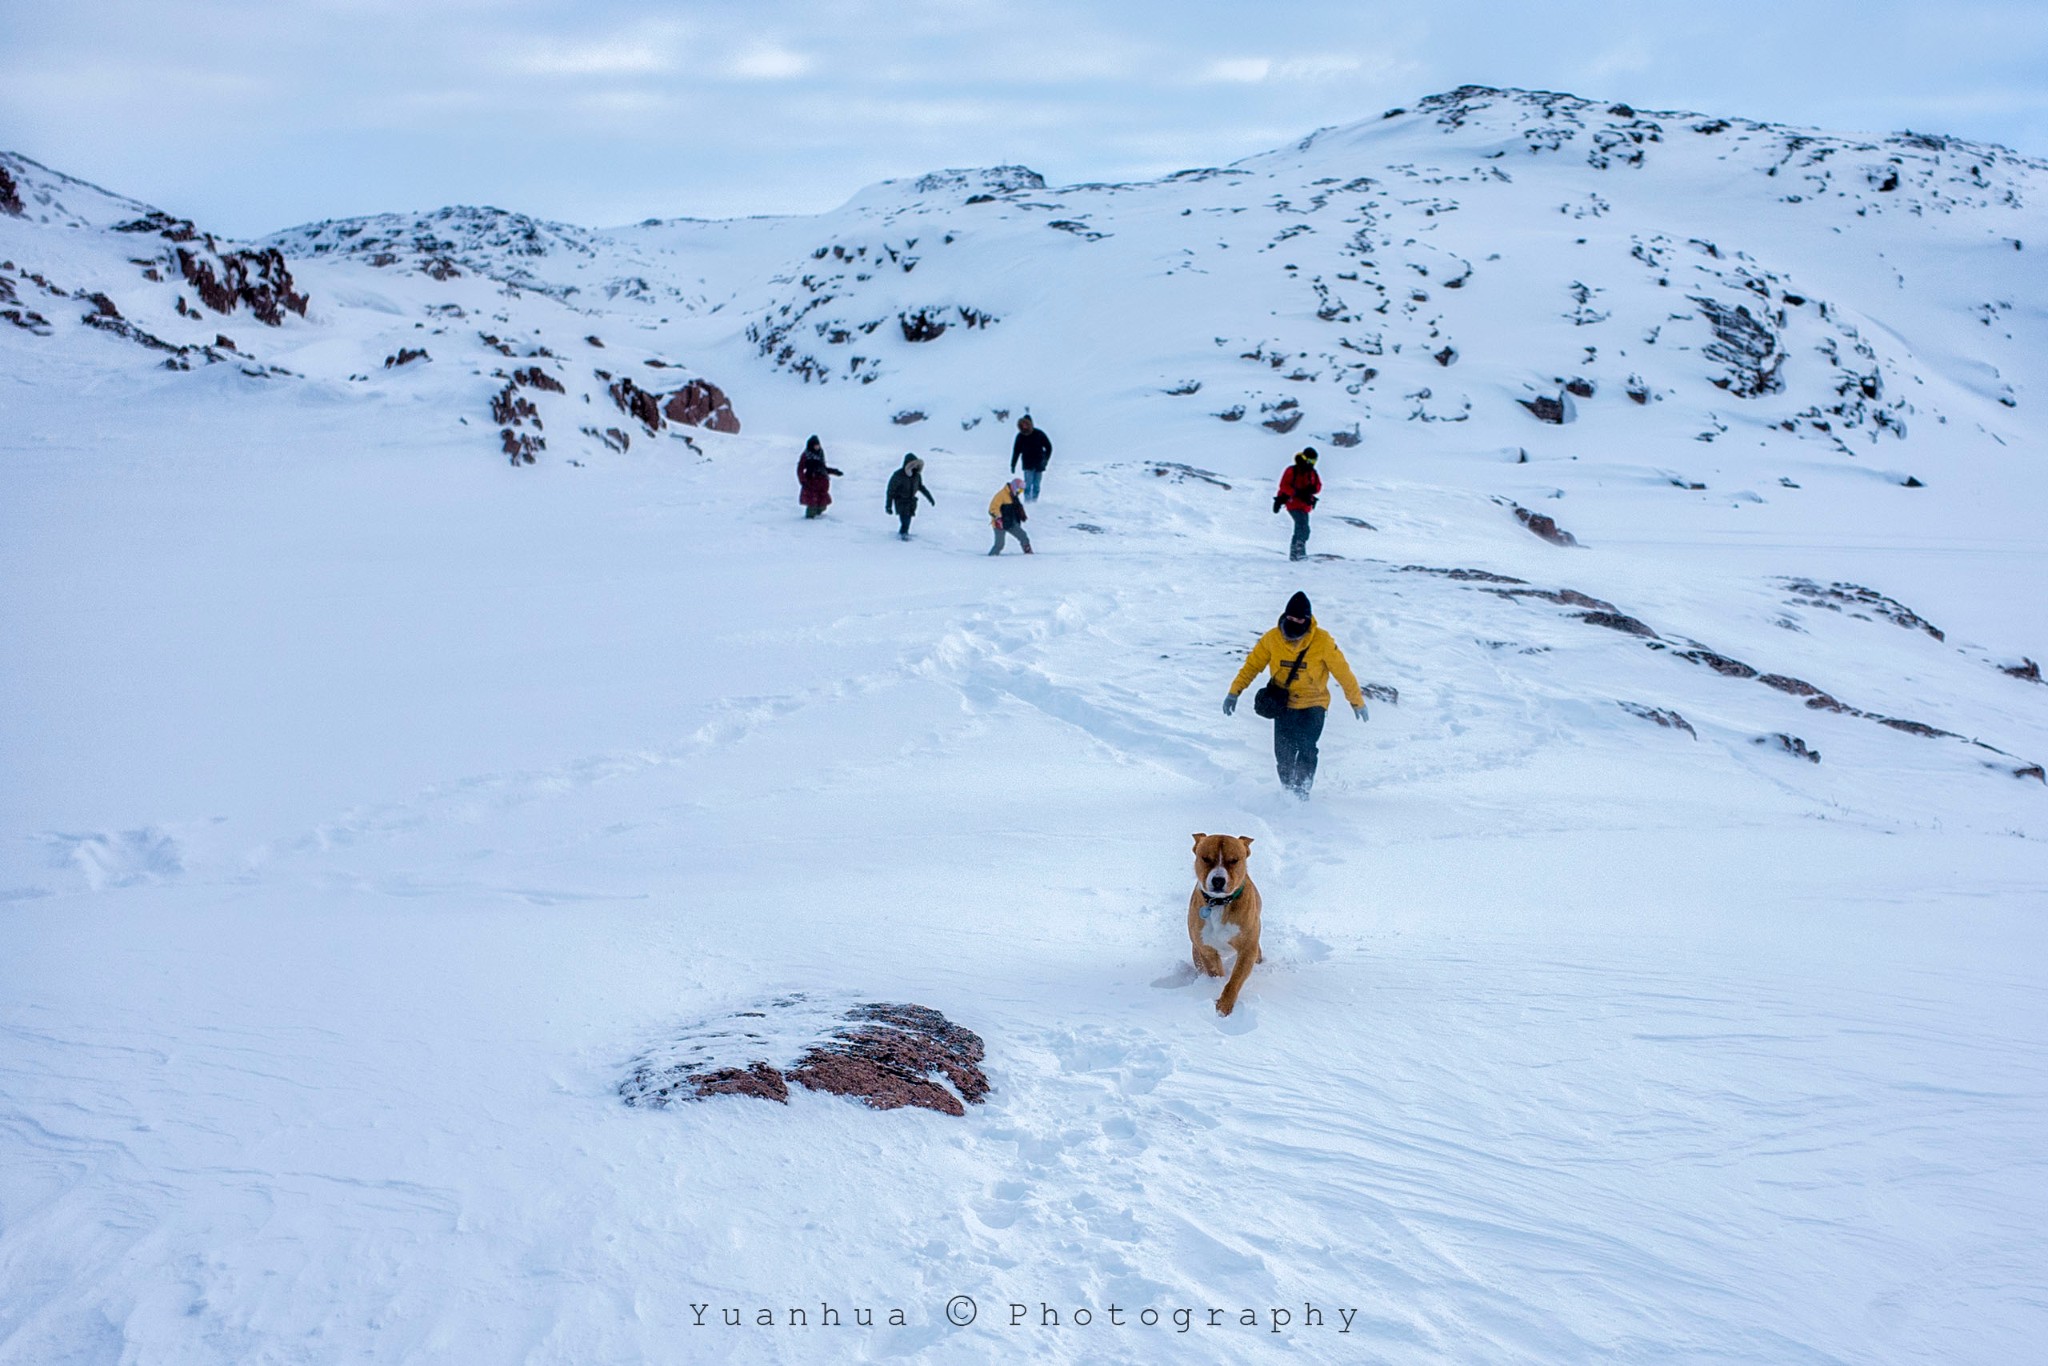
{"left": 1198, "top": 883, "right": 1245, "bottom": 915}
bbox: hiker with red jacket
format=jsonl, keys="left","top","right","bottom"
{"left": 797, "top": 435, "right": 842, "bottom": 519}
{"left": 1273, "top": 447, "right": 1320, "bottom": 561}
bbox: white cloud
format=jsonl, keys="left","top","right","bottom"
{"left": 1203, "top": 57, "right": 1273, "bottom": 83}
{"left": 501, "top": 20, "right": 686, "bottom": 78}
{"left": 728, "top": 44, "right": 813, "bottom": 81}
{"left": 1199, "top": 53, "right": 1367, "bottom": 84}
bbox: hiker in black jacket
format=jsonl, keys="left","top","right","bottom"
{"left": 1010, "top": 416, "right": 1052, "bottom": 502}
{"left": 885, "top": 454, "right": 936, "bottom": 539}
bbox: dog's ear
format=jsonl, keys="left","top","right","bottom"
{"left": 1192, "top": 833, "right": 1207, "bottom": 846}
{"left": 1239, "top": 836, "right": 1255, "bottom": 847}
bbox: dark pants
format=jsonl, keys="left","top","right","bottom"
{"left": 989, "top": 524, "right": 1031, "bottom": 554}
{"left": 1288, "top": 509, "right": 1311, "bottom": 560}
{"left": 896, "top": 511, "right": 914, "bottom": 537}
{"left": 1273, "top": 705, "right": 1326, "bottom": 796}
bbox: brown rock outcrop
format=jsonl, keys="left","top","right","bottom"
{"left": 609, "top": 376, "right": 663, "bottom": 432}
{"left": 621, "top": 1000, "right": 989, "bottom": 1118}
{"left": 1511, "top": 503, "right": 1579, "bottom": 546}
{"left": 662, "top": 380, "right": 740, "bottom": 433}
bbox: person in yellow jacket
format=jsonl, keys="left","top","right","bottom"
{"left": 987, "top": 477, "right": 1033, "bottom": 555}
{"left": 1223, "top": 591, "right": 1366, "bottom": 797}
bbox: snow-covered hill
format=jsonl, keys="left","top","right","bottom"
{"left": 3, "top": 88, "right": 2045, "bottom": 1364}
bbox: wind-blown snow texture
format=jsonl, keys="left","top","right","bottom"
{"left": 3, "top": 87, "right": 2045, "bottom": 1363}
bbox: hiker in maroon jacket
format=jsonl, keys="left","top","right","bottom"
{"left": 797, "top": 436, "right": 842, "bottom": 519}
{"left": 1273, "top": 447, "right": 1321, "bottom": 561}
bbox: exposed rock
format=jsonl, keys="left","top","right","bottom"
{"left": 1149, "top": 462, "right": 1231, "bottom": 489}
{"left": 1758, "top": 673, "right": 1813, "bottom": 694}
{"left": 2001, "top": 658, "right": 2043, "bottom": 684}
{"left": 899, "top": 309, "right": 948, "bottom": 342}
{"left": 1780, "top": 579, "right": 1943, "bottom": 640}
{"left": 786, "top": 1004, "right": 990, "bottom": 1116}
{"left": 608, "top": 376, "right": 662, "bottom": 433}
{"left": 500, "top": 429, "right": 541, "bottom": 465}
{"left": 1678, "top": 648, "right": 1758, "bottom": 679}
{"left": 384, "top": 347, "right": 429, "bottom": 368}
{"left": 1510, "top": 503, "right": 1579, "bottom": 546}
{"left": 580, "top": 425, "right": 630, "bottom": 453}
{"left": 1565, "top": 377, "right": 1595, "bottom": 398}
{"left": 1619, "top": 702, "right": 1697, "bottom": 737}
{"left": 1758, "top": 733, "right": 1820, "bottom": 763}
{"left": 81, "top": 305, "right": 220, "bottom": 364}
{"left": 620, "top": 999, "right": 989, "bottom": 1118}
{"left": 2015, "top": 765, "right": 2046, "bottom": 783}
{"left": 1519, "top": 395, "right": 1567, "bottom": 423}
{"left": 1261, "top": 399, "right": 1303, "bottom": 434}
{"left": 891, "top": 410, "right": 926, "bottom": 425}
{"left": 1363, "top": 683, "right": 1400, "bottom": 705}
{"left": 1400, "top": 565, "right": 1529, "bottom": 585}
{"left": 688, "top": 1062, "right": 788, "bottom": 1102}
{"left": 0, "top": 163, "right": 22, "bottom": 217}
{"left": 1328, "top": 425, "right": 1361, "bottom": 448}
{"left": 491, "top": 369, "right": 555, "bottom": 464}
{"left": 141, "top": 233, "right": 312, "bottom": 326}
{"left": 1691, "top": 295, "right": 1784, "bottom": 396}
{"left": 662, "top": 380, "right": 740, "bottom": 433}
{"left": 1580, "top": 610, "right": 1657, "bottom": 636}
{"left": 1874, "top": 716, "right": 1959, "bottom": 740}
{"left": 1216, "top": 405, "right": 1246, "bottom": 422}
{"left": 1434, "top": 346, "right": 1458, "bottom": 367}
{"left": 1496, "top": 586, "right": 1616, "bottom": 611}
{"left": 2, "top": 303, "right": 53, "bottom": 334}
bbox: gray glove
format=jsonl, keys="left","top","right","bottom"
{"left": 1223, "top": 693, "right": 1238, "bottom": 716}
{"left": 1353, "top": 703, "right": 1368, "bottom": 722}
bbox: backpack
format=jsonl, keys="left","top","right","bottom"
{"left": 1252, "top": 644, "right": 1312, "bottom": 718}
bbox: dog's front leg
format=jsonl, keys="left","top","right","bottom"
{"left": 1215, "top": 936, "right": 1259, "bottom": 1015}
{"left": 1188, "top": 907, "right": 1226, "bottom": 977}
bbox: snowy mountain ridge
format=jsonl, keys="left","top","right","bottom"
{"left": 3, "top": 87, "right": 2047, "bottom": 1365}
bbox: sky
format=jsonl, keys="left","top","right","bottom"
{"left": 4, "top": 0, "right": 2047, "bottom": 237}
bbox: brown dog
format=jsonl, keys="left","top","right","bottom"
{"left": 1187, "top": 833, "right": 1264, "bottom": 1015}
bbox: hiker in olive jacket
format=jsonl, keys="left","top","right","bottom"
{"left": 1223, "top": 590, "right": 1365, "bottom": 797}
{"left": 885, "top": 454, "right": 936, "bottom": 539}
{"left": 987, "top": 478, "right": 1033, "bottom": 555}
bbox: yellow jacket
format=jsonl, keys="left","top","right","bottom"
{"left": 1230, "top": 620, "right": 1363, "bottom": 710}
{"left": 988, "top": 486, "right": 1021, "bottom": 522}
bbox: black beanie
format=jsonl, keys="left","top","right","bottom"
{"left": 1284, "top": 591, "right": 1312, "bottom": 618}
